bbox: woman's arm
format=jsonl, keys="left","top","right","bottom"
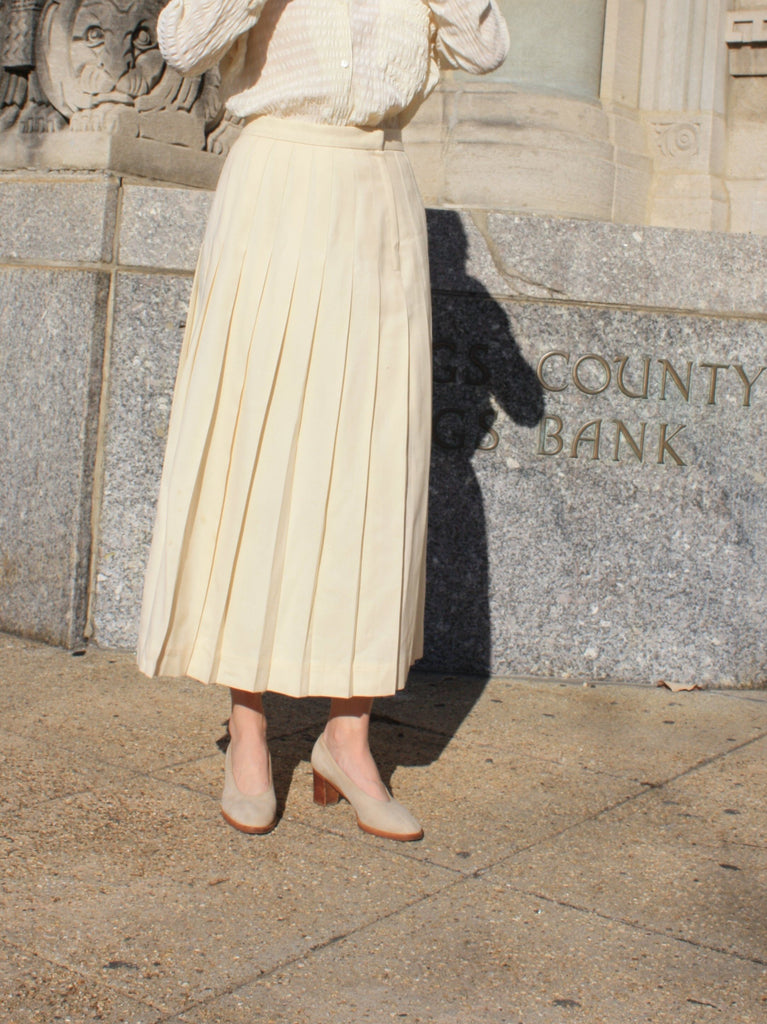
{"left": 428, "top": 0, "right": 510, "bottom": 74}
{"left": 157, "top": 0, "right": 267, "bottom": 77}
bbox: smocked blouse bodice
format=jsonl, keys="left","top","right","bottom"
{"left": 157, "top": 0, "right": 510, "bottom": 126}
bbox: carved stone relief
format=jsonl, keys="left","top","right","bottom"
{"left": 651, "top": 120, "right": 702, "bottom": 159}
{"left": 0, "top": 0, "right": 240, "bottom": 174}
{"left": 0, "top": 0, "right": 65, "bottom": 130}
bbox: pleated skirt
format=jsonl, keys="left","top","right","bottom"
{"left": 136, "top": 116, "right": 432, "bottom": 698}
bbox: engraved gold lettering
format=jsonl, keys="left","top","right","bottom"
{"left": 537, "top": 415, "right": 564, "bottom": 455}
{"left": 570, "top": 419, "right": 602, "bottom": 460}
{"left": 658, "top": 359, "right": 693, "bottom": 402}
{"left": 615, "top": 355, "right": 651, "bottom": 400}
{"left": 537, "top": 351, "right": 570, "bottom": 392}
{"left": 658, "top": 423, "right": 686, "bottom": 466}
{"left": 466, "top": 344, "right": 491, "bottom": 386}
{"left": 612, "top": 420, "right": 646, "bottom": 463}
{"left": 733, "top": 364, "right": 766, "bottom": 407}
{"left": 477, "top": 409, "right": 499, "bottom": 452}
{"left": 700, "top": 362, "right": 729, "bottom": 405}
{"left": 573, "top": 355, "right": 611, "bottom": 396}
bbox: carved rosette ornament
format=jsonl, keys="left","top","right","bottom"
{"left": 651, "top": 121, "right": 701, "bottom": 160}
{"left": 0, "top": 0, "right": 240, "bottom": 165}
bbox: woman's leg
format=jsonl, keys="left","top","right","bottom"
{"left": 228, "top": 688, "right": 272, "bottom": 795}
{"left": 323, "top": 697, "right": 389, "bottom": 800}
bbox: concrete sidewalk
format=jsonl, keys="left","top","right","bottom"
{"left": 0, "top": 633, "right": 765, "bottom": 1024}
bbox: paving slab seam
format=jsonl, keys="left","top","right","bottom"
{"left": 1, "top": 860, "right": 470, "bottom": 1021}
{"left": 0, "top": 712, "right": 328, "bottom": 752}
{"left": 257, "top": 765, "right": 670, "bottom": 879}
{"left": 0, "top": 937, "right": 165, "bottom": 1017}
{"left": 331, "top": 781, "right": 656, "bottom": 877}
{"left": 138, "top": 719, "right": 329, "bottom": 773}
{"left": 357, "top": 724, "right": 767, "bottom": 881}
{"left": 639, "top": 728, "right": 767, "bottom": 789}
{"left": 471, "top": 726, "right": 767, "bottom": 872}
{"left": 147, "top": 875, "right": 475, "bottom": 1024}
{"left": 0, "top": 722, "right": 324, "bottom": 788}
{"left": 267, "top": 816, "right": 472, "bottom": 879}
{"left": 500, "top": 886, "right": 767, "bottom": 968}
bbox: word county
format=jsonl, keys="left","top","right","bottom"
{"left": 535, "top": 351, "right": 765, "bottom": 466}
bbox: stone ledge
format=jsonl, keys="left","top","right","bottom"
{"left": 428, "top": 209, "right": 767, "bottom": 315}
{"left": 0, "top": 133, "right": 223, "bottom": 191}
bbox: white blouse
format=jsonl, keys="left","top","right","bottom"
{"left": 157, "top": 0, "right": 510, "bottom": 126}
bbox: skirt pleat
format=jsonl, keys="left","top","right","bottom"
{"left": 137, "top": 116, "right": 432, "bottom": 698}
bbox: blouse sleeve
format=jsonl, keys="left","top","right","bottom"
{"left": 428, "top": 0, "right": 510, "bottom": 74}
{"left": 157, "top": 0, "right": 267, "bottom": 77}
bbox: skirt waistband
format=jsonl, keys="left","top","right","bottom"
{"left": 240, "top": 115, "right": 403, "bottom": 151}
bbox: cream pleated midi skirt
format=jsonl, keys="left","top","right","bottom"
{"left": 137, "top": 116, "right": 432, "bottom": 698}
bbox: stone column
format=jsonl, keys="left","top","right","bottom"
{"left": 638, "top": 0, "right": 730, "bottom": 230}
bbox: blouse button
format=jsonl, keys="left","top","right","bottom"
{"left": 340, "top": 59, "right": 350, "bottom": 69}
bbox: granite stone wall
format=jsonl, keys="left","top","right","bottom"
{"left": 2, "top": 174, "right": 767, "bottom": 686}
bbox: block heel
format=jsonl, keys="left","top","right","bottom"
{"left": 310, "top": 734, "right": 423, "bottom": 841}
{"left": 313, "top": 769, "right": 341, "bottom": 806}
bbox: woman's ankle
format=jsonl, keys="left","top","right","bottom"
{"left": 324, "top": 696, "right": 372, "bottom": 751}
{"left": 229, "top": 689, "right": 268, "bottom": 745}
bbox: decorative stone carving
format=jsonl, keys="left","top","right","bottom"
{"left": 0, "top": 0, "right": 237, "bottom": 183}
{"left": 34, "top": 0, "right": 221, "bottom": 148}
{"left": 651, "top": 120, "right": 701, "bottom": 159}
{"left": 0, "top": 0, "right": 65, "bottom": 131}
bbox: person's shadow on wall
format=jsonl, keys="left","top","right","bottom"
{"left": 371, "top": 210, "right": 545, "bottom": 780}
{"left": 229, "top": 210, "right": 545, "bottom": 807}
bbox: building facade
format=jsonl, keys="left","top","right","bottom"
{"left": 406, "top": 1, "right": 767, "bottom": 234}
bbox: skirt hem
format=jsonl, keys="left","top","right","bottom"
{"left": 136, "top": 651, "right": 423, "bottom": 699}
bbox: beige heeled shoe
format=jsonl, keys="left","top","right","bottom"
{"left": 221, "top": 742, "right": 277, "bottom": 835}
{"left": 310, "top": 735, "right": 423, "bottom": 842}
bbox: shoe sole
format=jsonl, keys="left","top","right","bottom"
{"left": 356, "top": 818, "right": 424, "bottom": 842}
{"left": 221, "top": 808, "right": 277, "bottom": 835}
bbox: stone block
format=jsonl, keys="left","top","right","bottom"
{"left": 423, "top": 291, "right": 767, "bottom": 687}
{"left": 118, "top": 185, "right": 213, "bottom": 271}
{"left": 471, "top": 212, "right": 767, "bottom": 314}
{"left": 0, "top": 176, "right": 118, "bottom": 263}
{"left": 91, "top": 272, "right": 190, "bottom": 649}
{"left": 447, "top": 144, "right": 613, "bottom": 218}
{"left": 0, "top": 268, "right": 108, "bottom": 646}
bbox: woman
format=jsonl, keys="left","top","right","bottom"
{"left": 137, "top": 0, "right": 509, "bottom": 840}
